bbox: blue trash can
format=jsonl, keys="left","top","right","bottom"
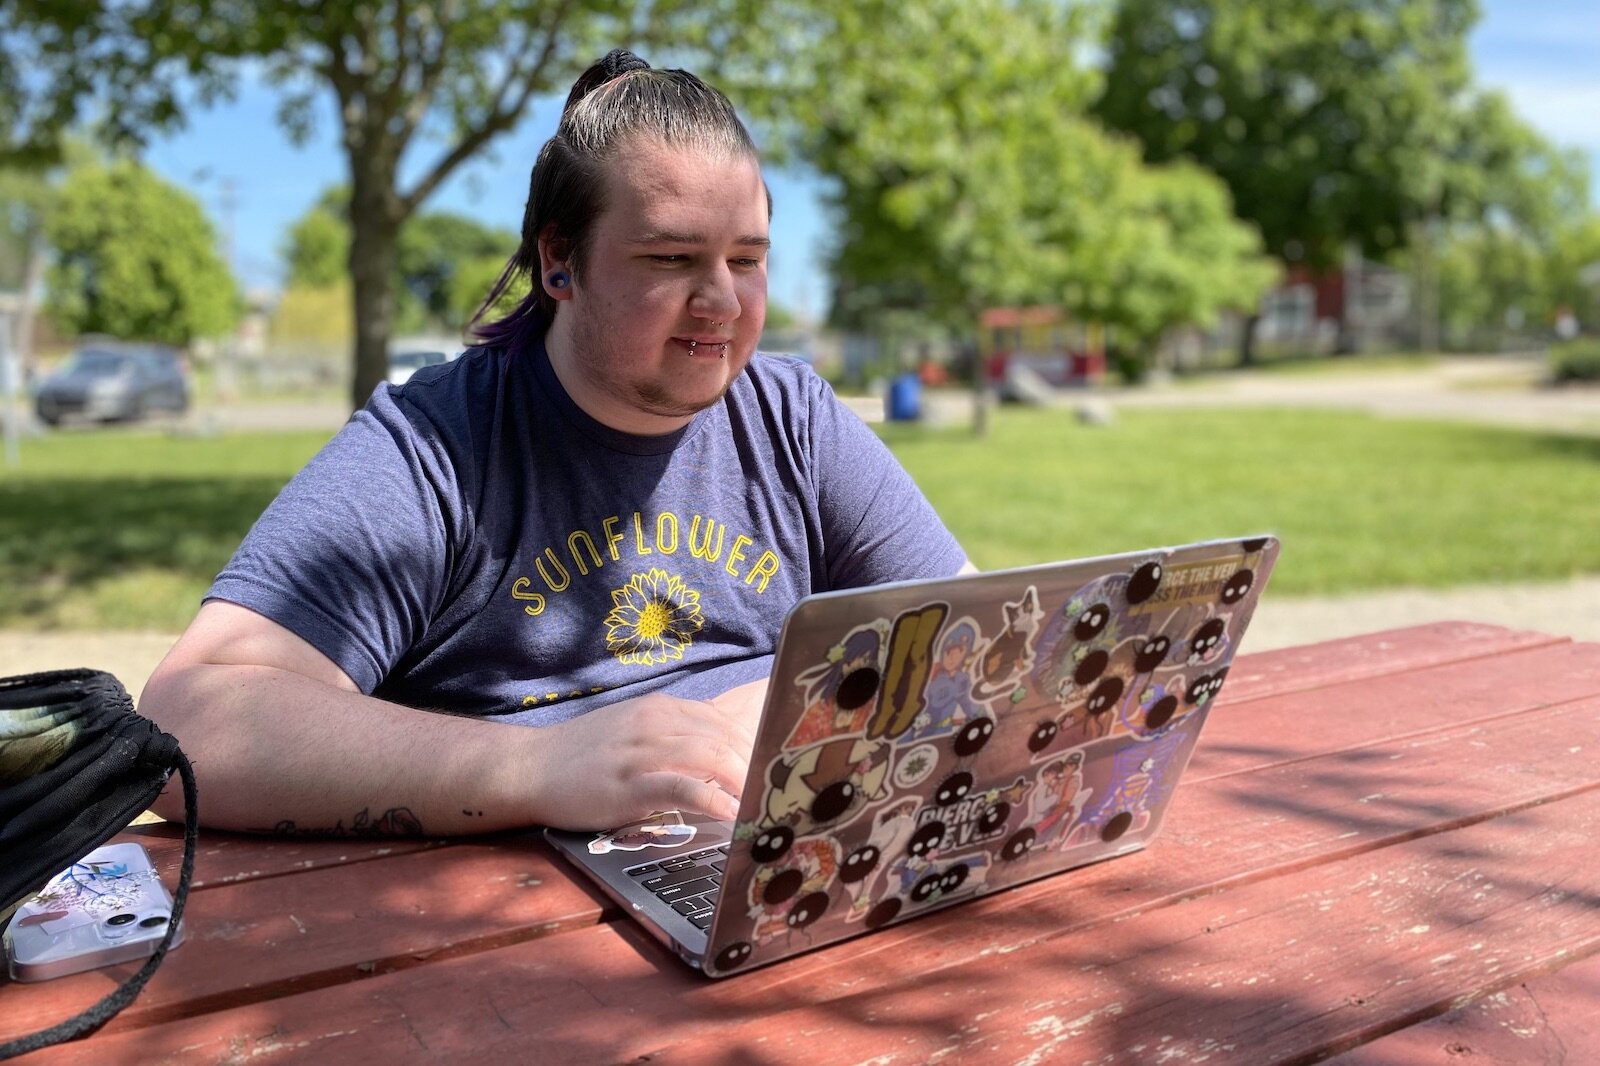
{"left": 886, "top": 372, "right": 922, "bottom": 422}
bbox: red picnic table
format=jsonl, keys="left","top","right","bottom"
{"left": 4, "top": 621, "right": 1599, "bottom": 1064}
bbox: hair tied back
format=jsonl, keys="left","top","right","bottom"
{"left": 563, "top": 48, "right": 652, "bottom": 113}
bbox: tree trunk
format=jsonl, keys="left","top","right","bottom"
{"left": 1238, "top": 312, "right": 1260, "bottom": 368}
{"left": 16, "top": 227, "right": 44, "bottom": 379}
{"left": 347, "top": 180, "right": 402, "bottom": 411}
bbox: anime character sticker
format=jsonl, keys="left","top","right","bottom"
{"left": 741, "top": 734, "right": 896, "bottom": 867}
{"left": 903, "top": 618, "right": 983, "bottom": 742}
{"left": 587, "top": 810, "right": 698, "bottom": 854}
{"left": 1065, "top": 727, "right": 1191, "bottom": 848}
{"left": 1024, "top": 750, "right": 1092, "bottom": 849}
{"left": 786, "top": 623, "right": 889, "bottom": 749}
{"left": 973, "top": 588, "right": 1044, "bottom": 702}
{"left": 746, "top": 836, "right": 839, "bottom": 946}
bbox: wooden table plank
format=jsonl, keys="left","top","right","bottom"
{"left": 0, "top": 835, "right": 602, "bottom": 1043}
{"left": 1223, "top": 621, "right": 1566, "bottom": 704}
{"left": 1195, "top": 640, "right": 1600, "bottom": 781}
{"left": 20, "top": 687, "right": 1600, "bottom": 1064}
{"left": 123, "top": 825, "right": 450, "bottom": 889}
{"left": 1324, "top": 951, "right": 1600, "bottom": 1065}
{"left": 639, "top": 786, "right": 1600, "bottom": 1065}
{"left": 25, "top": 769, "right": 1600, "bottom": 1065}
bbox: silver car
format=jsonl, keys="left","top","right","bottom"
{"left": 34, "top": 346, "right": 191, "bottom": 426}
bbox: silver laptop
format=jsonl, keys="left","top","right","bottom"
{"left": 546, "top": 534, "right": 1280, "bottom": 976}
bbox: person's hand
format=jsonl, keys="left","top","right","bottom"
{"left": 706, "top": 677, "right": 769, "bottom": 742}
{"left": 525, "top": 686, "right": 765, "bottom": 830}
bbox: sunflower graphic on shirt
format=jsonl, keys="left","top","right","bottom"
{"left": 604, "top": 568, "right": 706, "bottom": 665}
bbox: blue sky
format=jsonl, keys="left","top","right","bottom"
{"left": 142, "top": 0, "right": 1600, "bottom": 318}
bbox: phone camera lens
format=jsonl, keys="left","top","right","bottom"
{"left": 106, "top": 913, "right": 137, "bottom": 926}
{"left": 139, "top": 915, "right": 169, "bottom": 929}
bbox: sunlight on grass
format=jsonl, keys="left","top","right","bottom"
{"left": 4, "top": 410, "right": 1600, "bottom": 631}
{"left": 1, "top": 430, "right": 332, "bottom": 630}
{"left": 882, "top": 406, "right": 1600, "bottom": 596}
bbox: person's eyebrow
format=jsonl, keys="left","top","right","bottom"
{"left": 627, "top": 231, "right": 772, "bottom": 249}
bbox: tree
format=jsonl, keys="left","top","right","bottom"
{"left": 1094, "top": 0, "right": 1493, "bottom": 359}
{"left": 283, "top": 188, "right": 517, "bottom": 330}
{"left": 730, "top": 0, "right": 1272, "bottom": 381}
{"left": 4, "top": 1, "right": 733, "bottom": 408}
{"left": 447, "top": 254, "right": 530, "bottom": 329}
{"left": 44, "top": 159, "right": 238, "bottom": 346}
{"left": 0, "top": 164, "right": 54, "bottom": 375}
{"left": 283, "top": 194, "right": 348, "bottom": 290}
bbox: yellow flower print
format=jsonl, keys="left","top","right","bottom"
{"left": 604, "top": 568, "right": 706, "bottom": 666}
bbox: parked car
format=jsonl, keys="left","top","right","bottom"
{"left": 34, "top": 345, "right": 191, "bottom": 426}
{"left": 387, "top": 350, "right": 449, "bottom": 386}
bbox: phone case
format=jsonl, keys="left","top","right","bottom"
{"left": 4, "top": 842, "right": 186, "bottom": 982}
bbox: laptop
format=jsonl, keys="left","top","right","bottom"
{"left": 546, "top": 534, "right": 1280, "bottom": 976}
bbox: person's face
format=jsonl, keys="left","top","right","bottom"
{"left": 941, "top": 641, "right": 967, "bottom": 672}
{"left": 544, "top": 137, "right": 770, "bottom": 434}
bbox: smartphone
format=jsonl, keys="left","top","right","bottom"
{"left": 3, "top": 842, "right": 186, "bottom": 982}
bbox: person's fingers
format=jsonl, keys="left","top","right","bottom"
{"left": 636, "top": 770, "right": 740, "bottom": 822}
{"left": 632, "top": 695, "right": 758, "bottom": 759}
{"left": 636, "top": 733, "right": 748, "bottom": 798}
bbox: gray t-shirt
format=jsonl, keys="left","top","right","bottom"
{"left": 209, "top": 341, "right": 966, "bottom": 724}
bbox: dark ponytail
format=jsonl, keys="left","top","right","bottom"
{"left": 468, "top": 49, "right": 759, "bottom": 350}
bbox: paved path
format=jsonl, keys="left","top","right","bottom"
{"left": 6, "top": 575, "right": 1600, "bottom": 707}
{"left": 853, "top": 353, "right": 1600, "bottom": 435}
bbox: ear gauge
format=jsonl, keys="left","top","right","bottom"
{"left": 548, "top": 271, "right": 570, "bottom": 290}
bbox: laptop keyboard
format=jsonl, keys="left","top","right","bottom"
{"left": 626, "top": 844, "right": 730, "bottom": 930}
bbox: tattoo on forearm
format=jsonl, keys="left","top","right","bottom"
{"left": 256, "top": 806, "right": 425, "bottom": 838}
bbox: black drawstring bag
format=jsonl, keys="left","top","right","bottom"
{"left": 0, "top": 668, "right": 198, "bottom": 1060}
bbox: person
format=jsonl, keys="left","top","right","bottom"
{"left": 142, "top": 50, "right": 970, "bottom": 839}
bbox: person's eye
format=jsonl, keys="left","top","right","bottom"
{"left": 731, "top": 257, "right": 764, "bottom": 270}
{"left": 649, "top": 254, "right": 689, "bottom": 264}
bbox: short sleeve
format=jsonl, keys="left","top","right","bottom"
{"left": 803, "top": 376, "right": 968, "bottom": 588}
{"left": 206, "top": 389, "right": 463, "bottom": 693}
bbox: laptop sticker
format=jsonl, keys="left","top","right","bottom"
{"left": 587, "top": 810, "right": 697, "bottom": 854}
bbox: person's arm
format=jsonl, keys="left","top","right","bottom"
{"left": 142, "top": 601, "right": 761, "bottom": 835}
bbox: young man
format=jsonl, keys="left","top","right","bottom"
{"left": 143, "top": 51, "right": 970, "bottom": 837}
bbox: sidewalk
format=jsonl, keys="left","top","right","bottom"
{"left": 6, "top": 574, "right": 1599, "bottom": 706}
{"left": 848, "top": 354, "right": 1600, "bottom": 435}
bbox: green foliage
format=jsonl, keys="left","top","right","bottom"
{"left": 1401, "top": 207, "right": 1600, "bottom": 351}
{"left": 1548, "top": 216, "right": 1600, "bottom": 332}
{"left": 398, "top": 211, "right": 517, "bottom": 324}
{"left": 43, "top": 159, "right": 239, "bottom": 345}
{"left": 1096, "top": 0, "right": 1474, "bottom": 267}
{"left": 447, "top": 254, "right": 529, "bottom": 331}
{"left": 1094, "top": 0, "right": 1587, "bottom": 288}
{"left": 1549, "top": 340, "right": 1600, "bottom": 384}
{"left": 283, "top": 189, "right": 517, "bottom": 330}
{"left": 284, "top": 205, "right": 348, "bottom": 288}
{"left": 271, "top": 281, "right": 354, "bottom": 349}
{"left": 735, "top": 0, "right": 1273, "bottom": 350}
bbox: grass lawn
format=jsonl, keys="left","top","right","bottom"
{"left": 4, "top": 407, "right": 1600, "bottom": 630}
{"left": 882, "top": 406, "right": 1600, "bottom": 594}
{"left": 0, "top": 430, "right": 332, "bottom": 630}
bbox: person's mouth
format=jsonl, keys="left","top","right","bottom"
{"left": 673, "top": 334, "right": 733, "bottom": 357}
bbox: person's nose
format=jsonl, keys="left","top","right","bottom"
{"left": 690, "top": 264, "right": 741, "bottom": 324}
